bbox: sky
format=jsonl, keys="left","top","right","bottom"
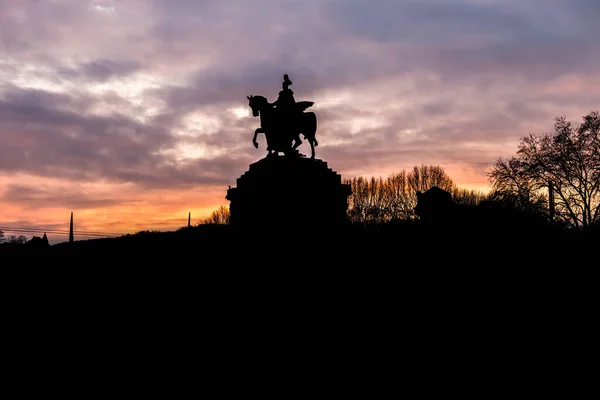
{"left": 1, "top": 0, "right": 600, "bottom": 244}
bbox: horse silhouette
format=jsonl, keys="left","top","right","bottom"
{"left": 247, "top": 95, "right": 318, "bottom": 158}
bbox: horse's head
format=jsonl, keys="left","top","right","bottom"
{"left": 247, "top": 95, "right": 268, "bottom": 117}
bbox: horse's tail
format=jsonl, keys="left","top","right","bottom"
{"left": 304, "top": 112, "right": 318, "bottom": 146}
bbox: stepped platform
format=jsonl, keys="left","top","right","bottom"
{"left": 226, "top": 156, "right": 351, "bottom": 232}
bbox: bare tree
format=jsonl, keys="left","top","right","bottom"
{"left": 6, "top": 235, "right": 28, "bottom": 244}
{"left": 488, "top": 111, "right": 600, "bottom": 229}
{"left": 346, "top": 176, "right": 390, "bottom": 225}
{"left": 451, "top": 187, "right": 488, "bottom": 206}
{"left": 202, "top": 205, "right": 231, "bottom": 225}
{"left": 487, "top": 156, "right": 547, "bottom": 213}
{"left": 408, "top": 165, "right": 454, "bottom": 194}
{"left": 346, "top": 165, "right": 461, "bottom": 224}
{"left": 385, "top": 171, "right": 414, "bottom": 220}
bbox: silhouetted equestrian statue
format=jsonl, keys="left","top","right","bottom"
{"left": 248, "top": 74, "right": 319, "bottom": 158}
{"left": 229, "top": 74, "right": 350, "bottom": 232}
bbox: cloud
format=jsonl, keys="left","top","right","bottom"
{"left": 57, "top": 59, "right": 143, "bottom": 82}
{"left": 0, "top": 84, "right": 254, "bottom": 188}
{"left": 1, "top": 183, "right": 129, "bottom": 210}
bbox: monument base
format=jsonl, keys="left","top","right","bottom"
{"left": 226, "top": 156, "right": 351, "bottom": 233}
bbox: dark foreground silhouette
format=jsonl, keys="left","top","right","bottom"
{"left": 3, "top": 216, "right": 595, "bottom": 265}
{"left": 5, "top": 209, "right": 593, "bottom": 369}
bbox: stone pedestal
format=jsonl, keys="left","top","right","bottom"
{"left": 226, "top": 156, "right": 351, "bottom": 231}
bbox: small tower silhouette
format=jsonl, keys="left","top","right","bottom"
{"left": 188, "top": 212, "right": 191, "bottom": 228}
{"left": 69, "top": 212, "right": 74, "bottom": 243}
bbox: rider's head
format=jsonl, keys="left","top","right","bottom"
{"left": 283, "top": 74, "right": 292, "bottom": 89}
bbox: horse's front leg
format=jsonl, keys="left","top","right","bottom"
{"left": 253, "top": 128, "right": 264, "bottom": 148}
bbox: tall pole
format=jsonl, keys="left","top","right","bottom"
{"left": 548, "top": 181, "right": 555, "bottom": 223}
{"left": 69, "top": 212, "right": 74, "bottom": 243}
{"left": 188, "top": 212, "right": 191, "bottom": 228}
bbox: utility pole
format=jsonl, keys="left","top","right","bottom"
{"left": 188, "top": 212, "right": 191, "bottom": 228}
{"left": 69, "top": 212, "right": 74, "bottom": 243}
{"left": 548, "top": 181, "right": 555, "bottom": 223}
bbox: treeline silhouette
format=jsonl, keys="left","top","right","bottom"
{"left": 344, "top": 165, "right": 486, "bottom": 226}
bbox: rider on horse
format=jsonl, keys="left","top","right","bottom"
{"left": 273, "top": 74, "right": 296, "bottom": 109}
{"left": 272, "top": 74, "right": 301, "bottom": 150}
{"left": 248, "top": 74, "right": 318, "bottom": 158}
